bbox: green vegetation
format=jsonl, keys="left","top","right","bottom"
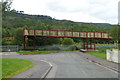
{"left": 17, "top": 51, "right": 60, "bottom": 55}
{"left": 84, "top": 51, "right": 106, "bottom": 59}
{"left": 97, "top": 47, "right": 117, "bottom": 53}
{"left": 17, "top": 50, "right": 79, "bottom": 55}
{"left": 62, "top": 38, "right": 75, "bottom": 45}
{"left": 84, "top": 47, "right": 117, "bottom": 59}
{"left": 2, "top": 58, "right": 34, "bottom": 79}
{"left": 110, "top": 25, "right": 120, "bottom": 41}
{"left": 2, "top": 0, "right": 115, "bottom": 47}
{"left": 110, "top": 25, "right": 120, "bottom": 49}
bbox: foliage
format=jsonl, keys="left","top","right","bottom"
{"left": 68, "top": 45, "right": 78, "bottom": 51}
{"left": 35, "top": 37, "right": 62, "bottom": 46}
{"left": 2, "top": 38, "right": 7, "bottom": 45}
{"left": 109, "top": 25, "right": 120, "bottom": 48}
{"left": 118, "top": 44, "right": 120, "bottom": 49}
{"left": 110, "top": 25, "right": 120, "bottom": 41}
{"left": 38, "top": 45, "right": 79, "bottom": 51}
{"left": 62, "top": 38, "right": 75, "bottom": 45}
{"left": 97, "top": 47, "right": 116, "bottom": 53}
{"left": 2, "top": 58, "right": 34, "bottom": 78}
{"left": 2, "top": 0, "right": 114, "bottom": 46}
{"left": 14, "top": 28, "right": 24, "bottom": 46}
{"left": 2, "top": 0, "right": 12, "bottom": 12}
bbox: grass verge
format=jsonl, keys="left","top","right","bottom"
{"left": 1, "top": 58, "right": 35, "bottom": 79}
{"left": 17, "top": 51, "right": 61, "bottom": 55}
{"left": 84, "top": 51, "right": 106, "bottom": 59}
{"left": 83, "top": 47, "right": 117, "bottom": 60}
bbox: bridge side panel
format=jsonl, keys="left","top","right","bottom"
{"left": 24, "top": 29, "right": 111, "bottom": 39}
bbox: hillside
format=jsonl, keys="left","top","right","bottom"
{"left": 3, "top": 11, "right": 112, "bottom": 31}
{"left": 76, "top": 22, "right": 112, "bottom": 28}
{"left": 3, "top": 11, "right": 78, "bottom": 29}
{"left": 2, "top": 11, "right": 114, "bottom": 46}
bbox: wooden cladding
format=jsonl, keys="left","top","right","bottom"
{"left": 24, "top": 29, "right": 111, "bottom": 39}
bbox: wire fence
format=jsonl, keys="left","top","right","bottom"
{"left": 1, "top": 45, "right": 19, "bottom": 52}
{"left": 1, "top": 44, "right": 116, "bottom": 52}
{"left": 37, "top": 45, "right": 82, "bottom": 51}
{"left": 96, "top": 44, "right": 116, "bottom": 48}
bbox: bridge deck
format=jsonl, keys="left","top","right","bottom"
{"left": 24, "top": 29, "right": 112, "bottom": 39}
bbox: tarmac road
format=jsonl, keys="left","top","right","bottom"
{"left": 2, "top": 51, "right": 118, "bottom": 78}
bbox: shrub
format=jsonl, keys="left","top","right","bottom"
{"left": 62, "top": 38, "right": 75, "bottom": 45}
{"left": 68, "top": 45, "right": 77, "bottom": 51}
{"left": 118, "top": 44, "right": 120, "bottom": 49}
{"left": 97, "top": 47, "right": 117, "bottom": 53}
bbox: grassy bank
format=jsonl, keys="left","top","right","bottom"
{"left": 84, "top": 51, "right": 106, "bottom": 59}
{"left": 2, "top": 58, "right": 34, "bottom": 79}
{"left": 84, "top": 47, "right": 116, "bottom": 60}
{"left": 17, "top": 51, "right": 62, "bottom": 55}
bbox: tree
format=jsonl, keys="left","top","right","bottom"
{"left": 35, "top": 37, "right": 62, "bottom": 46}
{"left": 2, "top": 0, "right": 13, "bottom": 12}
{"left": 110, "top": 25, "right": 120, "bottom": 41}
{"left": 14, "top": 28, "right": 24, "bottom": 46}
{"left": 2, "top": 28, "right": 10, "bottom": 38}
{"left": 62, "top": 38, "right": 75, "bottom": 45}
{"left": 110, "top": 25, "right": 120, "bottom": 48}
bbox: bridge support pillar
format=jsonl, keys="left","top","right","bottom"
{"left": 84, "top": 38, "right": 96, "bottom": 50}
{"left": 33, "top": 36, "right": 36, "bottom": 49}
{"left": 23, "top": 36, "right": 27, "bottom": 49}
{"left": 23, "top": 36, "right": 36, "bottom": 50}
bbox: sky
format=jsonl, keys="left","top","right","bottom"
{"left": 11, "top": 0, "right": 120, "bottom": 24}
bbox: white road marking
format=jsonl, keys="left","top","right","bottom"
{"left": 40, "top": 60, "right": 53, "bottom": 79}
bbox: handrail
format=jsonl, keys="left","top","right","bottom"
{"left": 23, "top": 29, "right": 112, "bottom": 39}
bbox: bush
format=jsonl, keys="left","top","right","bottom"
{"left": 97, "top": 47, "right": 117, "bottom": 53}
{"left": 62, "top": 38, "right": 74, "bottom": 45}
{"left": 48, "top": 46, "right": 60, "bottom": 50}
{"left": 118, "top": 44, "right": 120, "bottom": 49}
{"left": 68, "top": 45, "right": 77, "bottom": 51}
{"left": 38, "top": 47, "right": 46, "bottom": 51}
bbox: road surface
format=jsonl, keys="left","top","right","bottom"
{"left": 2, "top": 51, "right": 118, "bottom": 78}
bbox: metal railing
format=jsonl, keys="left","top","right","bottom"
{"left": 24, "top": 29, "right": 112, "bottom": 39}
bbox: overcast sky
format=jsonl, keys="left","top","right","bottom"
{"left": 11, "top": 0, "right": 120, "bottom": 24}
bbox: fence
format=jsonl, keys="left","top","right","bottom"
{"left": 96, "top": 44, "right": 116, "bottom": 48}
{"left": 37, "top": 45, "right": 82, "bottom": 51}
{"left": 1, "top": 44, "right": 115, "bottom": 52}
{"left": 1, "top": 45, "right": 19, "bottom": 52}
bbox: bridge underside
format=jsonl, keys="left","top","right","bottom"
{"left": 23, "top": 36, "right": 96, "bottom": 50}
{"left": 23, "top": 29, "right": 111, "bottom": 50}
